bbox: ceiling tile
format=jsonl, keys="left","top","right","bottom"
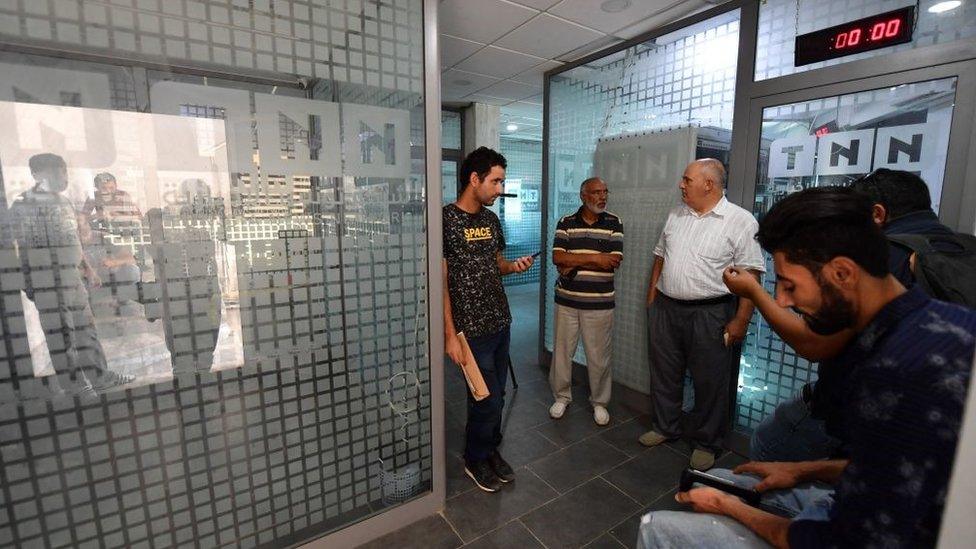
{"left": 510, "top": 59, "right": 564, "bottom": 86}
{"left": 475, "top": 79, "right": 541, "bottom": 101}
{"left": 549, "top": 0, "right": 677, "bottom": 34}
{"left": 439, "top": 0, "right": 538, "bottom": 44}
{"left": 555, "top": 35, "right": 623, "bottom": 62}
{"left": 440, "top": 34, "right": 485, "bottom": 68}
{"left": 510, "top": 0, "right": 560, "bottom": 11}
{"left": 612, "top": 1, "right": 711, "bottom": 39}
{"left": 441, "top": 68, "right": 500, "bottom": 101}
{"left": 454, "top": 46, "right": 546, "bottom": 80}
{"left": 507, "top": 0, "right": 563, "bottom": 10}
{"left": 520, "top": 94, "right": 543, "bottom": 105}
{"left": 462, "top": 93, "right": 512, "bottom": 106}
{"left": 495, "top": 13, "right": 605, "bottom": 59}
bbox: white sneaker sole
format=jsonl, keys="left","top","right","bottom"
{"left": 464, "top": 466, "right": 499, "bottom": 493}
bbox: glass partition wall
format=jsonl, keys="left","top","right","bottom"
{"left": 544, "top": 9, "right": 742, "bottom": 396}
{"left": 542, "top": 0, "right": 976, "bottom": 446}
{"left": 0, "top": 1, "right": 439, "bottom": 547}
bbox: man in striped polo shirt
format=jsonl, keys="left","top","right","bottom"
{"left": 549, "top": 177, "right": 624, "bottom": 426}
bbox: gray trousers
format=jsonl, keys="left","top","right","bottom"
{"left": 647, "top": 294, "right": 739, "bottom": 451}
{"left": 550, "top": 304, "right": 613, "bottom": 407}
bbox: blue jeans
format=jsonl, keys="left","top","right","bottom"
{"left": 637, "top": 469, "right": 835, "bottom": 549}
{"left": 464, "top": 327, "right": 510, "bottom": 463}
{"left": 750, "top": 390, "right": 841, "bottom": 462}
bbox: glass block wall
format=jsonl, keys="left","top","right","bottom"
{"left": 500, "top": 136, "right": 542, "bottom": 287}
{"left": 545, "top": 10, "right": 741, "bottom": 392}
{"left": 756, "top": 0, "right": 976, "bottom": 80}
{"left": 0, "top": 1, "right": 432, "bottom": 547}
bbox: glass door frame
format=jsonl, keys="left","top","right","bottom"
{"left": 737, "top": 61, "right": 976, "bottom": 234}
{"left": 724, "top": 60, "right": 976, "bottom": 455}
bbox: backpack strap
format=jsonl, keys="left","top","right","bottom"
{"left": 887, "top": 234, "right": 935, "bottom": 254}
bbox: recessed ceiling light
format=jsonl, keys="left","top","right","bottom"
{"left": 453, "top": 79, "right": 472, "bottom": 86}
{"left": 506, "top": 124, "right": 519, "bottom": 132}
{"left": 600, "top": 0, "right": 631, "bottom": 13}
{"left": 929, "top": 1, "right": 962, "bottom": 13}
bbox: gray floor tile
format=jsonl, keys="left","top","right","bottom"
{"left": 461, "top": 520, "right": 545, "bottom": 549}
{"left": 497, "top": 427, "right": 560, "bottom": 469}
{"left": 446, "top": 422, "right": 466, "bottom": 460}
{"left": 355, "top": 513, "right": 462, "bottom": 549}
{"left": 599, "top": 416, "right": 654, "bottom": 457}
{"left": 447, "top": 454, "right": 474, "bottom": 500}
{"left": 533, "top": 405, "right": 609, "bottom": 447}
{"left": 442, "top": 467, "right": 558, "bottom": 542}
{"left": 499, "top": 393, "right": 551, "bottom": 435}
{"left": 584, "top": 533, "right": 628, "bottom": 548}
{"left": 600, "top": 445, "right": 687, "bottom": 505}
{"left": 529, "top": 437, "right": 629, "bottom": 494}
{"left": 506, "top": 377, "right": 553, "bottom": 405}
{"left": 520, "top": 478, "right": 640, "bottom": 549}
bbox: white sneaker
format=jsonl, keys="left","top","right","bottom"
{"left": 593, "top": 405, "right": 610, "bottom": 426}
{"left": 549, "top": 401, "right": 567, "bottom": 419}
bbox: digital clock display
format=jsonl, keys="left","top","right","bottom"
{"left": 794, "top": 7, "right": 915, "bottom": 67}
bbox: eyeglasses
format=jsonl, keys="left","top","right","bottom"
{"left": 586, "top": 190, "right": 610, "bottom": 196}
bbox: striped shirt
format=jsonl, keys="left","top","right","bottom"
{"left": 552, "top": 207, "right": 624, "bottom": 310}
{"left": 653, "top": 196, "right": 764, "bottom": 300}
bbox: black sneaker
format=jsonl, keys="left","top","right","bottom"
{"left": 464, "top": 460, "right": 502, "bottom": 493}
{"left": 487, "top": 450, "right": 515, "bottom": 483}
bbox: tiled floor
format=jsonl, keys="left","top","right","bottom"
{"left": 358, "top": 284, "right": 747, "bottom": 549}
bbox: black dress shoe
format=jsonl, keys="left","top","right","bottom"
{"left": 464, "top": 460, "right": 502, "bottom": 492}
{"left": 487, "top": 450, "right": 515, "bottom": 483}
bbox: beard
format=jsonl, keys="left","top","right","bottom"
{"left": 795, "top": 278, "right": 855, "bottom": 335}
{"left": 584, "top": 201, "right": 605, "bottom": 214}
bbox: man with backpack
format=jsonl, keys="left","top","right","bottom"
{"left": 723, "top": 170, "right": 976, "bottom": 462}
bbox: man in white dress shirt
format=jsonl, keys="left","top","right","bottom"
{"left": 638, "top": 159, "right": 764, "bottom": 470}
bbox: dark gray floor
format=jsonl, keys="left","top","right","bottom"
{"left": 358, "top": 284, "right": 747, "bottom": 549}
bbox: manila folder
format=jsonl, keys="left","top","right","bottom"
{"left": 456, "top": 332, "right": 490, "bottom": 401}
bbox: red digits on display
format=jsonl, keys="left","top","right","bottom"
{"left": 835, "top": 18, "right": 900, "bottom": 50}
{"left": 885, "top": 18, "right": 901, "bottom": 38}
{"left": 871, "top": 22, "right": 886, "bottom": 40}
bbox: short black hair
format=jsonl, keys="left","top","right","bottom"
{"left": 756, "top": 186, "right": 889, "bottom": 278}
{"left": 459, "top": 147, "right": 506, "bottom": 191}
{"left": 29, "top": 153, "right": 66, "bottom": 174}
{"left": 849, "top": 168, "right": 931, "bottom": 220}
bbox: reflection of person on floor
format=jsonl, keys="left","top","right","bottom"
{"left": 548, "top": 177, "right": 623, "bottom": 426}
{"left": 639, "top": 159, "right": 765, "bottom": 471}
{"left": 81, "top": 172, "right": 141, "bottom": 230}
{"left": 638, "top": 187, "right": 976, "bottom": 549}
{"left": 443, "top": 147, "right": 533, "bottom": 494}
{"left": 146, "top": 178, "right": 222, "bottom": 373}
{"left": 8, "top": 153, "right": 131, "bottom": 394}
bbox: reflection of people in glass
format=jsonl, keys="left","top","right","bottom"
{"left": 146, "top": 178, "right": 222, "bottom": 373}
{"left": 81, "top": 172, "right": 141, "bottom": 230}
{"left": 8, "top": 153, "right": 131, "bottom": 394}
{"left": 78, "top": 214, "right": 142, "bottom": 318}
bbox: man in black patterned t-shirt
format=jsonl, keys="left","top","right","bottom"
{"left": 443, "top": 147, "right": 534, "bottom": 493}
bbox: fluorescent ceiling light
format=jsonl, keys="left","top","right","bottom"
{"left": 929, "top": 1, "right": 962, "bottom": 14}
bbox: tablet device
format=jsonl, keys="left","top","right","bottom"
{"left": 678, "top": 468, "right": 762, "bottom": 506}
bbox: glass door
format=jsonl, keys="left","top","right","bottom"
{"left": 734, "top": 62, "right": 976, "bottom": 435}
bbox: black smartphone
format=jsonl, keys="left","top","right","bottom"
{"left": 678, "top": 468, "right": 762, "bottom": 506}
{"left": 531, "top": 251, "right": 542, "bottom": 258}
